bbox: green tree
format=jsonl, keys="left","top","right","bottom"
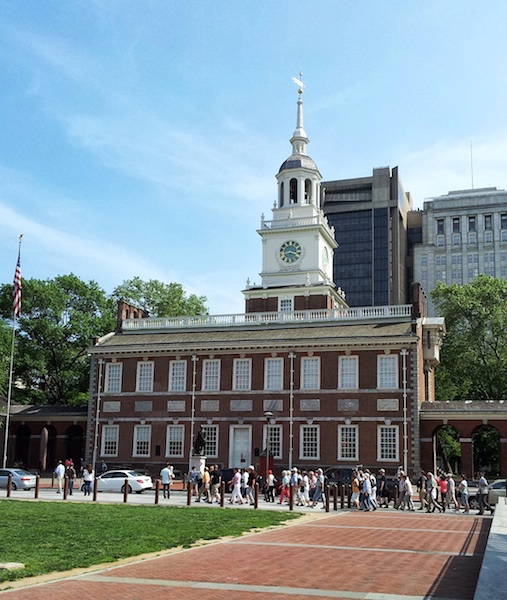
{"left": 432, "top": 275, "right": 507, "bottom": 401}
{"left": 0, "top": 274, "right": 116, "bottom": 406}
{"left": 435, "top": 426, "right": 461, "bottom": 474}
{"left": 112, "top": 277, "right": 208, "bottom": 318}
{"left": 0, "top": 319, "right": 12, "bottom": 397}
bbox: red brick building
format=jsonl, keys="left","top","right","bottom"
{"left": 85, "top": 89, "right": 445, "bottom": 479}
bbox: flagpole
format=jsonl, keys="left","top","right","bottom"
{"left": 2, "top": 235, "right": 23, "bottom": 469}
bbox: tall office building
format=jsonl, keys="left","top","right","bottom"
{"left": 322, "top": 167, "right": 413, "bottom": 307}
{"left": 412, "top": 187, "right": 507, "bottom": 316}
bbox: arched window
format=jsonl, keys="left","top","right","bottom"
{"left": 435, "top": 425, "right": 461, "bottom": 475}
{"left": 290, "top": 178, "right": 298, "bottom": 204}
{"left": 14, "top": 425, "right": 31, "bottom": 469}
{"left": 305, "top": 179, "right": 312, "bottom": 204}
{"left": 472, "top": 425, "right": 500, "bottom": 477}
{"left": 279, "top": 181, "right": 284, "bottom": 207}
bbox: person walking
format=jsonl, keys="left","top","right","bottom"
{"left": 210, "top": 465, "right": 222, "bottom": 503}
{"left": 426, "top": 471, "right": 443, "bottom": 513}
{"left": 417, "top": 470, "right": 428, "bottom": 510}
{"left": 82, "top": 463, "right": 94, "bottom": 496}
{"left": 229, "top": 468, "right": 244, "bottom": 504}
{"left": 54, "top": 461, "right": 65, "bottom": 494}
{"left": 445, "top": 473, "right": 458, "bottom": 512}
{"left": 266, "top": 470, "right": 276, "bottom": 502}
{"left": 377, "top": 469, "right": 389, "bottom": 507}
{"left": 402, "top": 474, "right": 415, "bottom": 511}
{"left": 477, "top": 472, "right": 493, "bottom": 515}
{"left": 458, "top": 473, "right": 470, "bottom": 514}
{"left": 160, "top": 463, "right": 173, "bottom": 499}
{"left": 65, "top": 460, "right": 77, "bottom": 496}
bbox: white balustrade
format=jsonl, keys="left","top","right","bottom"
{"left": 121, "top": 305, "right": 412, "bottom": 331}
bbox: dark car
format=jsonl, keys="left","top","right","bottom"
{"left": 323, "top": 467, "right": 353, "bottom": 487}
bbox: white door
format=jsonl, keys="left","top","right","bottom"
{"left": 229, "top": 426, "right": 252, "bottom": 469}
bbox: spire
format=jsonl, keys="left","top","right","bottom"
{"left": 290, "top": 72, "right": 308, "bottom": 155}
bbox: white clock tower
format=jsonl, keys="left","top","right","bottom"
{"left": 243, "top": 78, "right": 347, "bottom": 314}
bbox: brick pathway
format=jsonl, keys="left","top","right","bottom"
{"left": 1, "top": 511, "right": 490, "bottom": 599}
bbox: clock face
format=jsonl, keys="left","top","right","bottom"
{"left": 280, "top": 240, "right": 302, "bottom": 263}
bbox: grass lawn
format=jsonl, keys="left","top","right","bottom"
{"left": 0, "top": 499, "right": 299, "bottom": 583}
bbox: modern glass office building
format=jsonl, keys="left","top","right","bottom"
{"left": 322, "top": 166, "right": 413, "bottom": 307}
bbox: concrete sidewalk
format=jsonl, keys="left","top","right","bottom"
{"left": 0, "top": 509, "right": 491, "bottom": 599}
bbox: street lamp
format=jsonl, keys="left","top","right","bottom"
{"left": 400, "top": 349, "right": 408, "bottom": 474}
{"left": 264, "top": 411, "right": 274, "bottom": 479}
{"left": 189, "top": 354, "right": 199, "bottom": 473}
{"left": 288, "top": 352, "right": 295, "bottom": 470}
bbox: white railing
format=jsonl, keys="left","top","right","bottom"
{"left": 261, "top": 215, "right": 328, "bottom": 230}
{"left": 122, "top": 305, "right": 413, "bottom": 331}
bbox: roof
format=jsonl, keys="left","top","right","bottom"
{"left": 421, "top": 400, "right": 507, "bottom": 415}
{"left": 2, "top": 404, "right": 88, "bottom": 420}
{"left": 278, "top": 153, "right": 318, "bottom": 173}
{"left": 90, "top": 321, "right": 415, "bottom": 355}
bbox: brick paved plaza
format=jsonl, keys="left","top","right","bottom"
{"left": 0, "top": 510, "right": 491, "bottom": 599}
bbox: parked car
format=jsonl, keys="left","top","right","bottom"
{"left": 323, "top": 467, "right": 353, "bottom": 486}
{"left": 486, "top": 479, "right": 506, "bottom": 505}
{"left": 95, "top": 470, "right": 153, "bottom": 494}
{"left": 468, "top": 478, "right": 506, "bottom": 509}
{"left": 0, "top": 468, "right": 37, "bottom": 491}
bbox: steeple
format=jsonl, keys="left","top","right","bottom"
{"left": 242, "top": 75, "right": 348, "bottom": 314}
{"left": 277, "top": 74, "right": 321, "bottom": 209}
{"left": 290, "top": 73, "right": 308, "bottom": 155}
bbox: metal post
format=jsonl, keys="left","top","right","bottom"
{"left": 288, "top": 352, "right": 295, "bottom": 470}
{"left": 401, "top": 349, "right": 409, "bottom": 474}
{"left": 264, "top": 411, "right": 273, "bottom": 481}
{"left": 189, "top": 355, "right": 198, "bottom": 474}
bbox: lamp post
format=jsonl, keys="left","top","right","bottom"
{"left": 401, "top": 349, "right": 408, "bottom": 474}
{"left": 92, "top": 358, "right": 104, "bottom": 472}
{"left": 264, "top": 411, "right": 274, "bottom": 479}
{"left": 288, "top": 352, "right": 295, "bottom": 470}
{"left": 189, "top": 354, "right": 198, "bottom": 473}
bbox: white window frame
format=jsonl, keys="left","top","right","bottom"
{"left": 338, "top": 356, "right": 358, "bottom": 389}
{"left": 300, "top": 357, "right": 320, "bottom": 390}
{"left": 233, "top": 358, "right": 252, "bottom": 391}
{"left": 279, "top": 298, "right": 293, "bottom": 312}
{"left": 201, "top": 425, "right": 219, "bottom": 458}
{"left": 263, "top": 424, "right": 282, "bottom": 459}
{"left": 100, "top": 425, "right": 119, "bottom": 457}
{"left": 338, "top": 425, "right": 358, "bottom": 461}
{"left": 136, "top": 361, "right": 154, "bottom": 392}
{"left": 300, "top": 424, "right": 320, "bottom": 460}
{"left": 264, "top": 357, "right": 283, "bottom": 390}
{"left": 377, "top": 425, "right": 399, "bottom": 462}
{"left": 202, "top": 359, "right": 220, "bottom": 391}
{"left": 104, "top": 362, "right": 122, "bottom": 393}
{"left": 133, "top": 424, "right": 151, "bottom": 457}
{"left": 169, "top": 360, "right": 187, "bottom": 392}
{"left": 377, "top": 354, "right": 398, "bottom": 389}
{"left": 165, "top": 424, "right": 185, "bottom": 458}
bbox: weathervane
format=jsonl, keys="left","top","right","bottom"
{"left": 292, "top": 71, "right": 305, "bottom": 95}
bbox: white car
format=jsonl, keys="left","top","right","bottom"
{"left": 95, "top": 470, "right": 152, "bottom": 494}
{"left": 487, "top": 479, "right": 507, "bottom": 505}
{"left": 0, "top": 468, "right": 37, "bottom": 490}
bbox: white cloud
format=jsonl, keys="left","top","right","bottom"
{"left": 400, "top": 132, "right": 507, "bottom": 208}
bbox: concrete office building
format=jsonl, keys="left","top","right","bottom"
{"left": 412, "top": 187, "right": 507, "bottom": 316}
{"left": 322, "top": 167, "right": 413, "bottom": 308}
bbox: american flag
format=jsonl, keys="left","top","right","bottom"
{"left": 13, "top": 241, "right": 22, "bottom": 318}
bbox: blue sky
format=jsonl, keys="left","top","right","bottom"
{"left": 1, "top": 1, "right": 507, "bottom": 315}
